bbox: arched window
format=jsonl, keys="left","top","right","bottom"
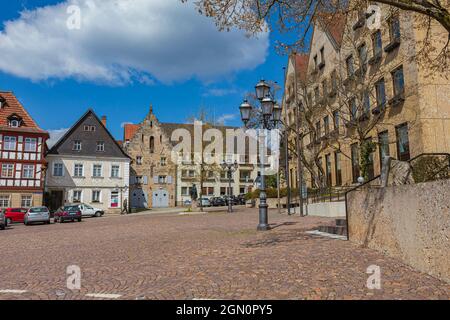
{"left": 150, "top": 136, "right": 155, "bottom": 153}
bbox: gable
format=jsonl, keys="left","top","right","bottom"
{"left": 48, "top": 110, "right": 129, "bottom": 159}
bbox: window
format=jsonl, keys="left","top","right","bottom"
{"left": 333, "top": 111, "right": 340, "bottom": 130}
{"left": 24, "top": 138, "right": 37, "bottom": 152}
{"left": 358, "top": 43, "right": 368, "bottom": 68}
{"left": 84, "top": 125, "right": 96, "bottom": 132}
{"left": 21, "top": 195, "right": 32, "bottom": 208}
{"left": 325, "top": 154, "right": 332, "bottom": 187}
{"left": 315, "top": 121, "right": 321, "bottom": 139}
{"left": 392, "top": 66, "right": 405, "bottom": 96}
{"left": 350, "top": 98, "right": 358, "bottom": 121}
{"left": 334, "top": 152, "right": 342, "bottom": 186}
{"left": 181, "top": 187, "right": 190, "bottom": 196}
{"left": 1, "top": 164, "right": 14, "bottom": 178}
{"left": 4, "top": 136, "right": 17, "bottom": 151}
{"left": 389, "top": 15, "right": 401, "bottom": 41}
{"left": 136, "top": 156, "right": 142, "bottom": 165}
{"left": 22, "top": 165, "right": 34, "bottom": 179}
{"left": 378, "top": 131, "right": 390, "bottom": 168}
{"left": 202, "top": 187, "right": 214, "bottom": 196}
{"left": 396, "top": 123, "right": 410, "bottom": 161}
{"left": 158, "top": 175, "right": 167, "bottom": 184}
{"left": 73, "top": 140, "right": 82, "bottom": 151}
{"left": 0, "top": 195, "right": 10, "bottom": 208}
{"left": 110, "top": 192, "right": 119, "bottom": 208}
{"left": 93, "top": 164, "right": 102, "bottom": 178}
{"left": 149, "top": 136, "right": 155, "bottom": 153}
{"left": 322, "top": 80, "right": 328, "bottom": 97}
{"left": 73, "top": 190, "right": 82, "bottom": 203}
{"left": 351, "top": 143, "right": 360, "bottom": 183}
{"left": 160, "top": 157, "right": 167, "bottom": 166}
{"left": 363, "top": 91, "right": 371, "bottom": 114}
{"left": 240, "top": 170, "right": 251, "bottom": 181}
{"left": 375, "top": 79, "right": 386, "bottom": 107}
{"left": 9, "top": 119, "right": 20, "bottom": 127}
{"left": 74, "top": 164, "right": 84, "bottom": 177}
{"left": 96, "top": 141, "right": 105, "bottom": 152}
{"left": 314, "top": 87, "right": 320, "bottom": 103}
{"left": 346, "top": 55, "right": 354, "bottom": 77}
{"left": 331, "top": 70, "right": 338, "bottom": 91}
{"left": 323, "top": 116, "right": 330, "bottom": 135}
{"left": 365, "top": 138, "right": 375, "bottom": 180}
{"left": 53, "top": 163, "right": 64, "bottom": 176}
{"left": 372, "top": 30, "right": 382, "bottom": 56}
{"left": 92, "top": 190, "right": 101, "bottom": 203}
{"left": 319, "top": 47, "right": 325, "bottom": 66}
{"left": 111, "top": 165, "right": 120, "bottom": 178}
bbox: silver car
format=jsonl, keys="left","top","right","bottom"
{"left": 0, "top": 210, "right": 6, "bottom": 230}
{"left": 24, "top": 207, "right": 51, "bottom": 226}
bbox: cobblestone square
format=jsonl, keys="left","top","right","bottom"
{"left": 0, "top": 208, "right": 448, "bottom": 300}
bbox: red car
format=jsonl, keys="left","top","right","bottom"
{"left": 4, "top": 208, "right": 28, "bottom": 224}
{"left": 54, "top": 205, "right": 82, "bottom": 223}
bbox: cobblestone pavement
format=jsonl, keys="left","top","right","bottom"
{"left": 0, "top": 208, "right": 448, "bottom": 300}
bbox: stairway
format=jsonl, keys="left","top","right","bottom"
{"left": 318, "top": 218, "right": 348, "bottom": 236}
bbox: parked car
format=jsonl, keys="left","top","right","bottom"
{"left": 224, "top": 195, "right": 239, "bottom": 206}
{"left": 68, "top": 203, "right": 104, "bottom": 217}
{"left": 198, "top": 198, "right": 211, "bottom": 207}
{"left": 24, "top": 207, "right": 51, "bottom": 225}
{"left": 4, "top": 208, "right": 27, "bottom": 224}
{"left": 210, "top": 197, "right": 226, "bottom": 207}
{"left": 54, "top": 205, "right": 82, "bottom": 223}
{"left": 183, "top": 199, "right": 192, "bottom": 206}
{"left": 237, "top": 194, "right": 247, "bottom": 205}
{"left": 0, "top": 210, "right": 6, "bottom": 230}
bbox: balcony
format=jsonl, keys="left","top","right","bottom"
{"left": 388, "top": 92, "right": 405, "bottom": 107}
{"left": 371, "top": 103, "right": 386, "bottom": 115}
{"left": 358, "top": 112, "right": 370, "bottom": 122}
{"left": 384, "top": 38, "right": 401, "bottom": 53}
{"left": 318, "top": 61, "right": 325, "bottom": 70}
{"left": 368, "top": 51, "right": 382, "bottom": 65}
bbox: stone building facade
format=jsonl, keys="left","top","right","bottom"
{"left": 124, "top": 106, "right": 260, "bottom": 208}
{"left": 282, "top": 4, "right": 450, "bottom": 190}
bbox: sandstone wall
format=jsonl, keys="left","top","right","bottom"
{"left": 347, "top": 179, "right": 450, "bottom": 283}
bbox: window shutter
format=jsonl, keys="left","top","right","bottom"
{"left": 130, "top": 176, "right": 136, "bottom": 184}
{"left": 167, "top": 176, "right": 172, "bottom": 184}
{"left": 153, "top": 175, "right": 158, "bottom": 184}
{"left": 143, "top": 176, "right": 148, "bottom": 185}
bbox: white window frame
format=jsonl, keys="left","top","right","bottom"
{"left": 96, "top": 141, "right": 105, "bottom": 152}
{"left": 111, "top": 165, "right": 120, "bottom": 178}
{"left": 73, "top": 190, "right": 82, "bottom": 203}
{"left": 21, "top": 195, "right": 33, "bottom": 208}
{"left": 92, "top": 190, "right": 101, "bottom": 203}
{"left": 1, "top": 164, "right": 14, "bottom": 178}
{"left": 0, "top": 195, "right": 10, "bottom": 208}
{"left": 92, "top": 164, "right": 103, "bottom": 178}
{"left": 53, "top": 163, "right": 64, "bottom": 177}
{"left": 74, "top": 164, "right": 84, "bottom": 177}
{"left": 4, "top": 136, "right": 17, "bottom": 151}
{"left": 110, "top": 191, "right": 120, "bottom": 208}
{"left": 73, "top": 140, "right": 82, "bottom": 151}
{"left": 22, "top": 164, "right": 35, "bottom": 179}
{"left": 24, "top": 138, "right": 37, "bottom": 152}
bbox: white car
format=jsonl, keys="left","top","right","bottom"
{"left": 70, "top": 203, "right": 104, "bottom": 218}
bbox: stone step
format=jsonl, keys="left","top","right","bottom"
{"left": 318, "top": 225, "right": 347, "bottom": 236}
{"left": 335, "top": 219, "right": 347, "bottom": 227}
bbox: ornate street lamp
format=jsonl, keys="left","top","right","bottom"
{"left": 221, "top": 160, "right": 238, "bottom": 213}
{"left": 239, "top": 79, "right": 283, "bottom": 231}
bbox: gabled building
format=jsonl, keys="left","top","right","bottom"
{"left": 0, "top": 91, "right": 49, "bottom": 209}
{"left": 123, "top": 106, "right": 259, "bottom": 209}
{"left": 45, "top": 109, "right": 130, "bottom": 213}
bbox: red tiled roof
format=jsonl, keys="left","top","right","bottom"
{"left": 124, "top": 123, "right": 139, "bottom": 141}
{"left": 315, "top": 12, "right": 347, "bottom": 46}
{"left": 295, "top": 53, "right": 310, "bottom": 82}
{"left": 0, "top": 91, "right": 48, "bottom": 135}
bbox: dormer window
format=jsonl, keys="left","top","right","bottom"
{"left": 7, "top": 115, "right": 23, "bottom": 128}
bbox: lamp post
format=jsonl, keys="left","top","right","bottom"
{"left": 221, "top": 160, "right": 238, "bottom": 213}
{"left": 239, "top": 79, "right": 283, "bottom": 231}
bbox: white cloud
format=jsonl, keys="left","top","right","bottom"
{"left": 47, "top": 128, "right": 69, "bottom": 148}
{"left": 216, "top": 114, "right": 236, "bottom": 124}
{"left": 0, "top": 0, "right": 269, "bottom": 85}
{"left": 203, "top": 88, "right": 238, "bottom": 97}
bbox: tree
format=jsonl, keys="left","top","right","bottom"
{"left": 184, "top": 0, "right": 449, "bottom": 71}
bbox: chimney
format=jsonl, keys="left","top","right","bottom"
{"left": 101, "top": 116, "right": 107, "bottom": 127}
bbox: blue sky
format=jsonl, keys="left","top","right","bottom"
{"left": 0, "top": 0, "right": 292, "bottom": 142}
